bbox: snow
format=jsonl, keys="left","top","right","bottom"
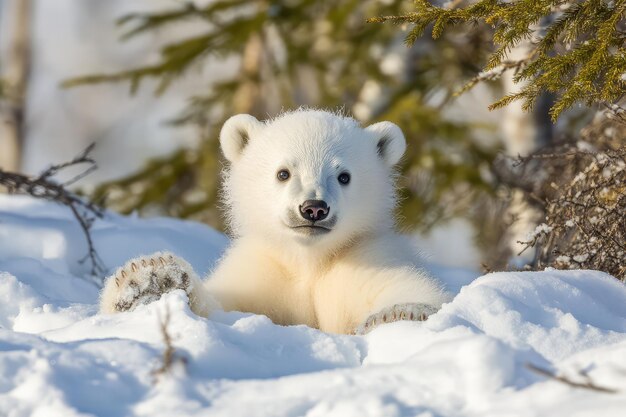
{"left": 1, "top": 194, "right": 625, "bottom": 416}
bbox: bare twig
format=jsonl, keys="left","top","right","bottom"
{"left": 602, "top": 103, "right": 626, "bottom": 125}
{"left": 153, "top": 306, "right": 187, "bottom": 380}
{"left": 0, "top": 144, "right": 106, "bottom": 281}
{"left": 38, "top": 143, "right": 97, "bottom": 182}
{"left": 526, "top": 363, "right": 619, "bottom": 394}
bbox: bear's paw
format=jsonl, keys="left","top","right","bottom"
{"left": 355, "top": 303, "right": 439, "bottom": 335}
{"left": 107, "top": 252, "right": 194, "bottom": 312}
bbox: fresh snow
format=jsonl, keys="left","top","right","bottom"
{"left": 0, "top": 195, "right": 625, "bottom": 417}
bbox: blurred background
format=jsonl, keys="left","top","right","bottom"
{"left": 0, "top": 0, "right": 612, "bottom": 273}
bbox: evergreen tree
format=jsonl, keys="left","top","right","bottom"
{"left": 369, "top": 0, "right": 626, "bottom": 274}
{"left": 370, "top": 0, "right": 626, "bottom": 120}
{"left": 67, "top": 0, "right": 501, "bottom": 238}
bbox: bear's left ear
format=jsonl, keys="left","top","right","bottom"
{"left": 365, "top": 121, "right": 407, "bottom": 167}
{"left": 219, "top": 114, "right": 263, "bottom": 163}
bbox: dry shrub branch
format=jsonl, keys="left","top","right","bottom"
{"left": 507, "top": 112, "right": 625, "bottom": 280}
{"left": 0, "top": 144, "right": 106, "bottom": 280}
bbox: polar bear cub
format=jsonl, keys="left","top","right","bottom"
{"left": 100, "top": 109, "right": 449, "bottom": 334}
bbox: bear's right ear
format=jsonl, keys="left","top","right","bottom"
{"left": 219, "top": 114, "right": 262, "bottom": 163}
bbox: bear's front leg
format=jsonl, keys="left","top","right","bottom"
{"left": 100, "top": 252, "right": 218, "bottom": 316}
{"left": 355, "top": 303, "right": 439, "bottom": 335}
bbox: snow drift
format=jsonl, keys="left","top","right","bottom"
{"left": 0, "top": 195, "right": 624, "bottom": 416}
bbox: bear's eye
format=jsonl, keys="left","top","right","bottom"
{"left": 277, "top": 169, "right": 291, "bottom": 182}
{"left": 338, "top": 172, "right": 351, "bottom": 185}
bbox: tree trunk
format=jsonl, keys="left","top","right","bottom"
{"left": 232, "top": 33, "right": 265, "bottom": 116}
{"left": 498, "top": 27, "right": 553, "bottom": 267}
{"left": 0, "top": 0, "right": 32, "bottom": 172}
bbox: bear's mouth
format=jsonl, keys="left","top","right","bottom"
{"left": 285, "top": 212, "right": 337, "bottom": 236}
{"left": 290, "top": 225, "right": 332, "bottom": 235}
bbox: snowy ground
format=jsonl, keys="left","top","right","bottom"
{"left": 0, "top": 195, "right": 625, "bottom": 417}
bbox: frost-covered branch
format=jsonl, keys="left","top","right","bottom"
{"left": 509, "top": 118, "right": 626, "bottom": 280}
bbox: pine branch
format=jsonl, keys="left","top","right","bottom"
{"left": 455, "top": 56, "right": 533, "bottom": 96}
{"left": 62, "top": 3, "right": 266, "bottom": 95}
{"left": 117, "top": 0, "right": 252, "bottom": 39}
{"left": 369, "top": 0, "right": 626, "bottom": 119}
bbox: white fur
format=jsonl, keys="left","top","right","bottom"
{"left": 100, "top": 109, "right": 449, "bottom": 334}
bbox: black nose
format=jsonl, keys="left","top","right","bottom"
{"left": 299, "top": 200, "right": 330, "bottom": 222}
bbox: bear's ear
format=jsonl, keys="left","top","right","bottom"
{"left": 365, "top": 121, "right": 407, "bottom": 167}
{"left": 219, "top": 114, "right": 263, "bottom": 163}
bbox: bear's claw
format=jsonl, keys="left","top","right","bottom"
{"left": 108, "top": 252, "right": 194, "bottom": 313}
{"left": 355, "top": 303, "right": 438, "bottom": 335}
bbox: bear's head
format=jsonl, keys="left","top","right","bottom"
{"left": 219, "top": 109, "right": 406, "bottom": 253}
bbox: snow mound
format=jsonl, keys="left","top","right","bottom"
{"left": 0, "top": 195, "right": 625, "bottom": 416}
